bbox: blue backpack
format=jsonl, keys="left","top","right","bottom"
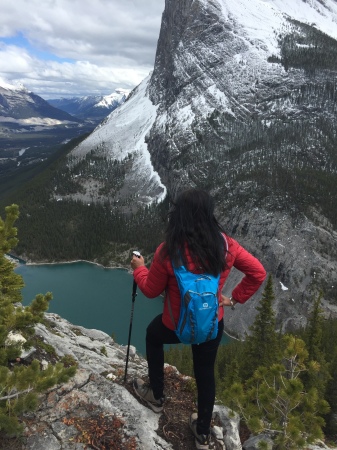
{"left": 168, "top": 265, "right": 221, "bottom": 344}
{"left": 167, "top": 235, "right": 227, "bottom": 344}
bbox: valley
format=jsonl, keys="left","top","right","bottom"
{"left": 0, "top": 123, "right": 94, "bottom": 175}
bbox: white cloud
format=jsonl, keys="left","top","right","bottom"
{"left": 0, "top": 0, "right": 164, "bottom": 98}
{"left": 0, "top": 44, "right": 33, "bottom": 73}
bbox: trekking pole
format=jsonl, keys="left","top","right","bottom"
{"left": 124, "top": 251, "right": 140, "bottom": 383}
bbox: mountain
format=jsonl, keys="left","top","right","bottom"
{"left": 0, "top": 79, "right": 81, "bottom": 123}
{"left": 48, "top": 88, "right": 130, "bottom": 123}
{"left": 0, "top": 79, "right": 94, "bottom": 185}
{"left": 8, "top": 0, "right": 337, "bottom": 336}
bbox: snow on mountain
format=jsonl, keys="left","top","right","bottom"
{"left": 94, "top": 88, "right": 130, "bottom": 108}
{"left": 215, "top": 0, "right": 337, "bottom": 56}
{"left": 66, "top": 0, "right": 337, "bottom": 204}
{"left": 68, "top": 74, "right": 166, "bottom": 205}
{"left": 48, "top": 89, "right": 130, "bottom": 123}
{"left": 0, "top": 77, "right": 29, "bottom": 93}
{"left": 0, "top": 77, "right": 88, "bottom": 179}
{"left": 0, "top": 78, "right": 80, "bottom": 123}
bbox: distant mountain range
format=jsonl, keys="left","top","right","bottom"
{"left": 0, "top": 80, "right": 81, "bottom": 124}
{"left": 0, "top": 79, "right": 92, "bottom": 182}
{"left": 47, "top": 89, "right": 130, "bottom": 123}
{"left": 0, "top": 81, "right": 129, "bottom": 201}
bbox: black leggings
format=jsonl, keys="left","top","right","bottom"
{"left": 146, "top": 314, "right": 224, "bottom": 435}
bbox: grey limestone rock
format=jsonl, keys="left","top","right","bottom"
{"left": 21, "top": 313, "right": 238, "bottom": 449}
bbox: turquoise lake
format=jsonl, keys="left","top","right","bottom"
{"left": 15, "top": 261, "right": 163, "bottom": 356}
{"left": 15, "top": 261, "right": 230, "bottom": 356}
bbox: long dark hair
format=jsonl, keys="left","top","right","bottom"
{"left": 161, "top": 189, "right": 227, "bottom": 275}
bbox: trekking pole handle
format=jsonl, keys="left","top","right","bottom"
{"left": 132, "top": 250, "right": 141, "bottom": 301}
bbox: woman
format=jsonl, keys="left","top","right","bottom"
{"left": 131, "top": 189, "right": 266, "bottom": 450}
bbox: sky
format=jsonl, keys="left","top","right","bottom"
{"left": 0, "top": 0, "right": 165, "bottom": 99}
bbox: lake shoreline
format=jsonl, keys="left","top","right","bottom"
{"left": 15, "top": 262, "right": 164, "bottom": 355}
{"left": 11, "top": 255, "right": 132, "bottom": 273}
{"left": 26, "top": 259, "right": 129, "bottom": 271}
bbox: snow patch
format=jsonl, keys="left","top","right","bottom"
{"left": 217, "top": 0, "right": 337, "bottom": 55}
{"left": 19, "top": 147, "right": 29, "bottom": 156}
{"left": 280, "top": 282, "right": 289, "bottom": 291}
{"left": 0, "top": 78, "right": 29, "bottom": 92}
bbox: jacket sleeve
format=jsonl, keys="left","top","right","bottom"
{"left": 231, "top": 243, "right": 267, "bottom": 303}
{"left": 133, "top": 245, "right": 169, "bottom": 298}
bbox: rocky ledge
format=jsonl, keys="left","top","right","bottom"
{"left": 9, "top": 313, "right": 336, "bottom": 450}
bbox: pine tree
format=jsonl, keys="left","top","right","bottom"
{"left": 302, "top": 293, "right": 330, "bottom": 397}
{"left": 0, "top": 204, "right": 24, "bottom": 303}
{"left": 240, "top": 274, "right": 280, "bottom": 379}
{"left": 305, "top": 293, "right": 324, "bottom": 362}
{"left": 0, "top": 205, "right": 76, "bottom": 437}
{"left": 223, "top": 335, "right": 330, "bottom": 450}
{"left": 215, "top": 338, "right": 246, "bottom": 392}
{"left": 164, "top": 345, "right": 193, "bottom": 377}
{"left": 324, "top": 348, "right": 337, "bottom": 436}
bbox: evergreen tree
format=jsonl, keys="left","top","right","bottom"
{"left": 215, "top": 339, "right": 246, "bottom": 392}
{"left": 324, "top": 348, "right": 337, "bottom": 437}
{"left": 0, "top": 205, "right": 76, "bottom": 437}
{"left": 302, "top": 293, "right": 330, "bottom": 397}
{"left": 223, "top": 335, "right": 330, "bottom": 450}
{"left": 305, "top": 293, "right": 324, "bottom": 362}
{"left": 320, "top": 317, "right": 337, "bottom": 437}
{"left": 240, "top": 274, "right": 280, "bottom": 379}
{"left": 164, "top": 345, "right": 193, "bottom": 377}
{"left": 0, "top": 205, "right": 24, "bottom": 303}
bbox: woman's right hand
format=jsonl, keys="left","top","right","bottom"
{"left": 131, "top": 254, "right": 145, "bottom": 270}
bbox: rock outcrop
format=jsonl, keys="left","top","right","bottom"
{"left": 20, "top": 313, "right": 241, "bottom": 450}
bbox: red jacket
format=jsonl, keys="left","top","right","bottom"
{"left": 133, "top": 234, "right": 267, "bottom": 331}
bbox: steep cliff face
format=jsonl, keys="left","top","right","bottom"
{"left": 220, "top": 206, "right": 337, "bottom": 336}
{"left": 147, "top": 0, "right": 337, "bottom": 332}
{"left": 59, "top": 0, "right": 337, "bottom": 334}
{"left": 147, "top": 0, "right": 337, "bottom": 195}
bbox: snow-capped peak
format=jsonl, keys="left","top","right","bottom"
{"left": 95, "top": 88, "right": 131, "bottom": 108}
{"left": 0, "top": 77, "right": 29, "bottom": 92}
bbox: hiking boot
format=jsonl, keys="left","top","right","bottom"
{"left": 133, "top": 378, "right": 164, "bottom": 413}
{"left": 189, "top": 413, "right": 210, "bottom": 449}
